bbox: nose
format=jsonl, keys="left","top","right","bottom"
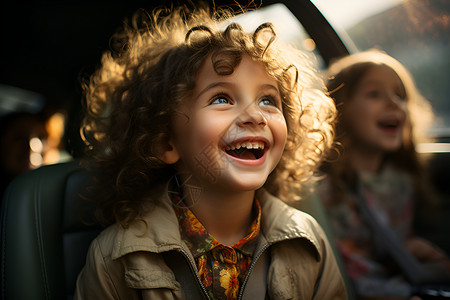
{"left": 384, "top": 93, "right": 405, "bottom": 111}
{"left": 237, "top": 104, "right": 267, "bottom": 127}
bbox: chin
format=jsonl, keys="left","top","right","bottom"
{"left": 381, "top": 142, "right": 403, "bottom": 152}
{"left": 239, "top": 182, "right": 266, "bottom": 192}
{"left": 223, "top": 176, "right": 267, "bottom": 192}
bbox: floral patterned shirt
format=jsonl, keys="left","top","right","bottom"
{"left": 172, "top": 197, "right": 261, "bottom": 300}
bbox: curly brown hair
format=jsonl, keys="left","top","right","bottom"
{"left": 322, "top": 49, "right": 435, "bottom": 205}
{"left": 81, "top": 6, "right": 336, "bottom": 227}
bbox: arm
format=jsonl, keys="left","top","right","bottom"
{"left": 405, "top": 237, "right": 450, "bottom": 270}
{"left": 74, "top": 238, "right": 123, "bottom": 300}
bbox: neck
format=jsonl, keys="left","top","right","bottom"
{"left": 348, "top": 145, "right": 384, "bottom": 174}
{"left": 183, "top": 185, "right": 255, "bottom": 247}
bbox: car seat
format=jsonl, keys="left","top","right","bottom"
{"left": 0, "top": 161, "right": 102, "bottom": 300}
{"left": 295, "top": 189, "right": 356, "bottom": 300}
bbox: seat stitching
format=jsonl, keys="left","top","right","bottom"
{"left": 34, "top": 178, "right": 51, "bottom": 299}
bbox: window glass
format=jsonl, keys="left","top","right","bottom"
{"left": 311, "top": 0, "right": 450, "bottom": 134}
{"left": 225, "top": 4, "right": 324, "bottom": 67}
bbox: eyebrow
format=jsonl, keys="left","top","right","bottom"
{"left": 196, "top": 81, "right": 280, "bottom": 98}
{"left": 196, "top": 82, "right": 230, "bottom": 98}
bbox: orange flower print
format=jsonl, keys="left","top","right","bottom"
{"left": 239, "top": 256, "right": 250, "bottom": 275}
{"left": 219, "top": 266, "right": 239, "bottom": 299}
{"left": 198, "top": 255, "right": 213, "bottom": 287}
{"left": 184, "top": 211, "right": 204, "bottom": 236}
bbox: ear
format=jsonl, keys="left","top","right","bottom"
{"left": 159, "top": 139, "right": 180, "bottom": 164}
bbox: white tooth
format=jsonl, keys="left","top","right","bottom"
{"left": 261, "top": 143, "right": 265, "bottom": 150}
{"left": 251, "top": 143, "right": 257, "bottom": 149}
{"left": 236, "top": 143, "right": 241, "bottom": 149}
{"left": 245, "top": 143, "right": 251, "bottom": 149}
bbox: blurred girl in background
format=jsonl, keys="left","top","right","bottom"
{"left": 319, "top": 49, "right": 450, "bottom": 299}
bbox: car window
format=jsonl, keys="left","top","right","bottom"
{"left": 311, "top": 0, "right": 450, "bottom": 136}
{"left": 225, "top": 3, "right": 325, "bottom": 67}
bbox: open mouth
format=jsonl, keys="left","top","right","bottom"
{"left": 225, "top": 141, "right": 265, "bottom": 160}
{"left": 378, "top": 119, "right": 401, "bottom": 130}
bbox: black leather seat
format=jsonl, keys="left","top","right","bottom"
{"left": 0, "top": 161, "right": 102, "bottom": 300}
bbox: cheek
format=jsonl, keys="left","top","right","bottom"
{"left": 194, "top": 114, "right": 231, "bottom": 145}
{"left": 177, "top": 113, "right": 231, "bottom": 155}
{"left": 349, "top": 114, "right": 373, "bottom": 140}
{"left": 346, "top": 101, "right": 377, "bottom": 127}
{"left": 343, "top": 108, "right": 372, "bottom": 143}
{"left": 271, "top": 114, "right": 288, "bottom": 150}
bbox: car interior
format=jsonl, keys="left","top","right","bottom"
{"left": 1, "top": 0, "right": 448, "bottom": 299}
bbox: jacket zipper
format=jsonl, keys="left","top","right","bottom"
{"left": 237, "top": 243, "right": 270, "bottom": 300}
{"left": 177, "top": 243, "right": 271, "bottom": 300}
{"left": 177, "top": 248, "right": 211, "bottom": 300}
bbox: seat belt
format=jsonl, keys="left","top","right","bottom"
{"left": 355, "top": 183, "right": 450, "bottom": 285}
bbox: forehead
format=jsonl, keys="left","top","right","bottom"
{"left": 359, "top": 65, "right": 403, "bottom": 88}
{"left": 195, "top": 54, "right": 277, "bottom": 90}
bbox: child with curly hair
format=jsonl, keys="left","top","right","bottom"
{"left": 74, "top": 5, "right": 346, "bottom": 299}
{"left": 319, "top": 49, "right": 450, "bottom": 299}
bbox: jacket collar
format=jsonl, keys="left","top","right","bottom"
{"left": 111, "top": 187, "right": 321, "bottom": 260}
{"left": 111, "top": 190, "right": 183, "bottom": 260}
{"left": 257, "top": 189, "right": 321, "bottom": 260}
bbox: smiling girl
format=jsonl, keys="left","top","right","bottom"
{"left": 74, "top": 5, "right": 346, "bottom": 300}
{"left": 319, "top": 50, "right": 450, "bottom": 299}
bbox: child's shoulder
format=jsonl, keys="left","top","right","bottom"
{"left": 258, "top": 189, "right": 325, "bottom": 251}
{"left": 88, "top": 195, "right": 182, "bottom": 259}
{"left": 87, "top": 223, "right": 122, "bottom": 260}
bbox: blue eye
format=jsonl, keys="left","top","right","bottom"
{"left": 259, "top": 96, "right": 277, "bottom": 107}
{"left": 210, "top": 96, "right": 231, "bottom": 105}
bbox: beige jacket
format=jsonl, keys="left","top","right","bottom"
{"left": 74, "top": 189, "right": 347, "bottom": 299}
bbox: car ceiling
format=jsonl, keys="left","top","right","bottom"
{"left": 0, "top": 0, "right": 252, "bottom": 111}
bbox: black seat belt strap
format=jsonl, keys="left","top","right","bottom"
{"left": 355, "top": 183, "right": 450, "bottom": 285}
